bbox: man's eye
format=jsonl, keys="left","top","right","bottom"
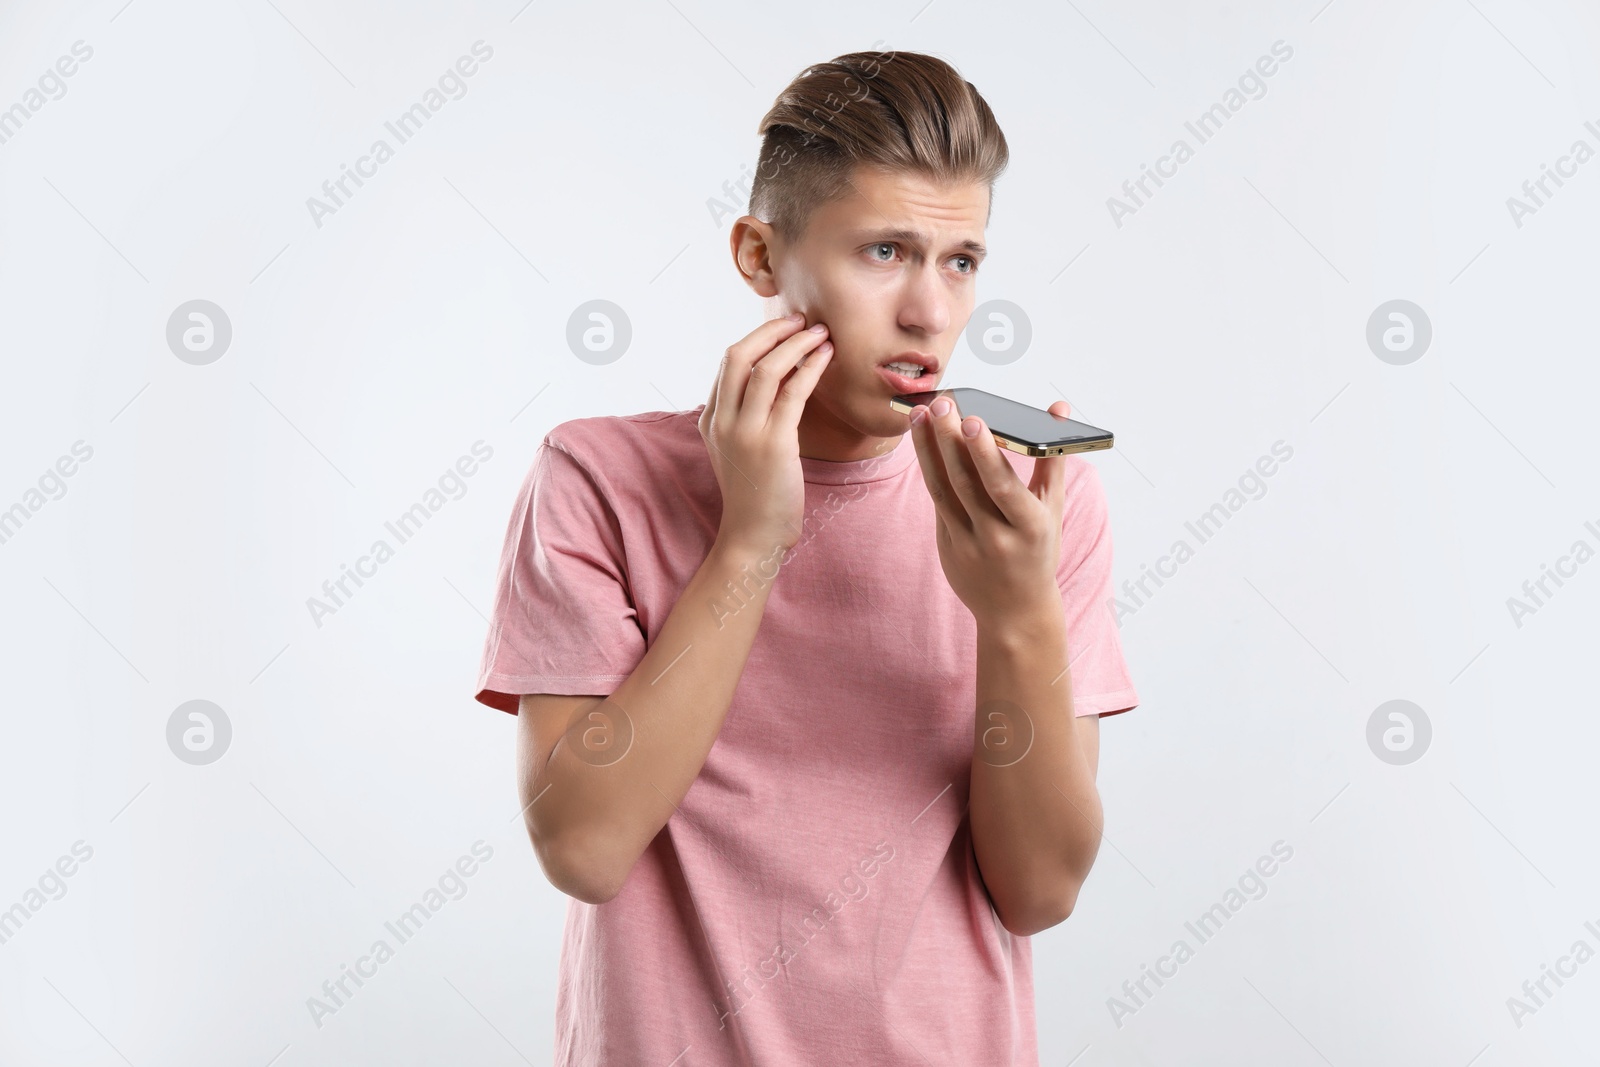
{"left": 869, "top": 243, "right": 896, "bottom": 261}
{"left": 952, "top": 255, "right": 976, "bottom": 273}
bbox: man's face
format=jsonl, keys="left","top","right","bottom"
{"left": 762, "top": 165, "right": 989, "bottom": 450}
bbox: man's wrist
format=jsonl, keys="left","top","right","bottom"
{"left": 710, "top": 531, "right": 792, "bottom": 570}
{"left": 974, "top": 596, "right": 1066, "bottom": 650}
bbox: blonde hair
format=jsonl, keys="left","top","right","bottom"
{"left": 751, "top": 50, "right": 1009, "bottom": 237}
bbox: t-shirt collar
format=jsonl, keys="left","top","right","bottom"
{"left": 685, "top": 405, "right": 918, "bottom": 486}
{"left": 799, "top": 429, "right": 917, "bottom": 485}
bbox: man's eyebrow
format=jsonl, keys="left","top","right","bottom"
{"left": 852, "top": 228, "right": 987, "bottom": 258}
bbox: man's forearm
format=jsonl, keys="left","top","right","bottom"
{"left": 968, "top": 599, "right": 1104, "bottom": 937}
{"left": 528, "top": 536, "right": 785, "bottom": 899}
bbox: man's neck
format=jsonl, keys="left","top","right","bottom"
{"left": 797, "top": 407, "right": 903, "bottom": 463}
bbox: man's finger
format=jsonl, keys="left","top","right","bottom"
{"left": 768, "top": 340, "right": 832, "bottom": 429}
{"left": 959, "top": 416, "right": 1031, "bottom": 527}
{"left": 930, "top": 402, "right": 1004, "bottom": 527}
{"left": 740, "top": 324, "right": 829, "bottom": 431}
{"left": 1028, "top": 449, "right": 1065, "bottom": 507}
{"left": 908, "top": 404, "right": 970, "bottom": 533}
{"left": 715, "top": 315, "right": 808, "bottom": 430}
{"left": 1031, "top": 400, "right": 1072, "bottom": 504}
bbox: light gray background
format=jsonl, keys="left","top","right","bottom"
{"left": 2, "top": 0, "right": 1597, "bottom": 1063}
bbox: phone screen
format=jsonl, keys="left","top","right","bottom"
{"left": 891, "top": 387, "right": 1111, "bottom": 448}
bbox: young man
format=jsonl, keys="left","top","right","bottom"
{"left": 474, "top": 49, "right": 1138, "bottom": 1066}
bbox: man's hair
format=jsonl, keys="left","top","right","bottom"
{"left": 749, "top": 50, "right": 1008, "bottom": 238}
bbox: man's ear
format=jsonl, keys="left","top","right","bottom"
{"left": 730, "top": 215, "right": 781, "bottom": 298}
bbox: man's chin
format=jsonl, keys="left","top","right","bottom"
{"left": 845, "top": 405, "right": 916, "bottom": 444}
{"left": 805, "top": 376, "right": 918, "bottom": 437}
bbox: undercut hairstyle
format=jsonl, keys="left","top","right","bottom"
{"left": 750, "top": 50, "right": 1009, "bottom": 238}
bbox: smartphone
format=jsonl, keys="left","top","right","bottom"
{"left": 889, "top": 387, "right": 1114, "bottom": 458}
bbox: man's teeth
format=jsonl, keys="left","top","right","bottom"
{"left": 885, "top": 362, "right": 925, "bottom": 377}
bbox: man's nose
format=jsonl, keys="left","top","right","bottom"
{"left": 897, "top": 264, "right": 949, "bottom": 336}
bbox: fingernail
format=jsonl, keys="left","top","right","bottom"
{"left": 962, "top": 417, "right": 980, "bottom": 438}
{"left": 816, "top": 341, "right": 833, "bottom": 355}
{"left": 931, "top": 397, "right": 951, "bottom": 417}
{"left": 809, "top": 322, "right": 828, "bottom": 333}
{"left": 787, "top": 312, "right": 804, "bottom": 322}
{"left": 909, "top": 405, "right": 927, "bottom": 425}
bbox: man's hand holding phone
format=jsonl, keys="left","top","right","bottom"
{"left": 907, "top": 397, "right": 1074, "bottom": 629}
{"left": 698, "top": 313, "right": 833, "bottom": 554}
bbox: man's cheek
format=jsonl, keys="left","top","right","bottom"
{"left": 813, "top": 357, "right": 854, "bottom": 401}
{"left": 816, "top": 329, "right": 859, "bottom": 370}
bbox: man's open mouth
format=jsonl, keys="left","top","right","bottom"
{"left": 877, "top": 353, "right": 939, "bottom": 392}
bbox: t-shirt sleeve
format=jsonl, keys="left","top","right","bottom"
{"left": 473, "top": 437, "right": 647, "bottom": 715}
{"left": 1057, "top": 462, "right": 1140, "bottom": 718}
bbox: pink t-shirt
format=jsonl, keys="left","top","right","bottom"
{"left": 474, "top": 405, "right": 1138, "bottom": 1066}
